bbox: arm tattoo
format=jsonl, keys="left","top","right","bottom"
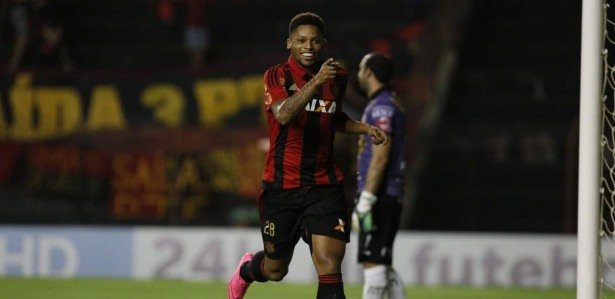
{"left": 272, "top": 78, "right": 319, "bottom": 125}
{"left": 273, "top": 100, "right": 285, "bottom": 115}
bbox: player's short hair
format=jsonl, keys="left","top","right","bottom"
{"left": 289, "top": 12, "right": 325, "bottom": 36}
{"left": 365, "top": 53, "right": 394, "bottom": 84}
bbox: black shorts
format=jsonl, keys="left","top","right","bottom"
{"left": 257, "top": 184, "right": 350, "bottom": 259}
{"left": 357, "top": 193, "right": 402, "bottom": 265}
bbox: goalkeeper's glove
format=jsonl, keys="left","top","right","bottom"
{"left": 352, "top": 191, "right": 377, "bottom": 233}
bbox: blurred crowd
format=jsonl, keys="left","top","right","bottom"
{"left": 0, "top": 0, "right": 432, "bottom": 227}
{"left": 1, "top": 0, "right": 429, "bottom": 75}
{"left": 4, "top": 0, "right": 72, "bottom": 73}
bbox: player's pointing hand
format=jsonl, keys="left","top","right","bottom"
{"left": 314, "top": 58, "right": 339, "bottom": 85}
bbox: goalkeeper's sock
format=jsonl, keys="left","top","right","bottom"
{"left": 386, "top": 267, "right": 407, "bottom": 299}
{"left": 240, "top": 251, "right": 267, "bottom": 283}
{"left": 362, "top": 265, "right": 387, "bottom": 299}
{"left": 317, "top": 273, "right": 345, "bottom": 299}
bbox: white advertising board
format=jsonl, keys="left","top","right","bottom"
{"left": 132, "top": 228, "right": 582, "bottom": 287}
{"left": 2, "top": 226, "right": 604, "bottom": 287}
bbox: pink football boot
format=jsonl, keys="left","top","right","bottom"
{"left": 228, "top": 253, "right": 254, "bottom": 299}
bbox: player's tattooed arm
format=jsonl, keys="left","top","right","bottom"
{"left": 272, "top": 58, "right": 339, "bottom": 125}
{"left": 272, "top": 78, "right": 319, "bottom": 125}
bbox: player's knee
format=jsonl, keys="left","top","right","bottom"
{"left": 313, "top": 252, "right": 343, "bottom": 274}
{"left": 266, "top": 267, "right": 288, "bottom": 282}
{"left": 264, "top": 262, "right": 289, "bottom": 282}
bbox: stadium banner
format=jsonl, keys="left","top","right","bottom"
{"left": 132, "top": 229, "right": 582, "bottom": 288}
{"left": 0, "top": 226, "right": 132, "bottom": 277}
{"left": 0, "top": 225, "right": 595, "bottom": 288}
{"left": 0, "top": 71, "right": 273, "bottom": 226}
{"left": 111, "top": 151, "right": 167, "bottom": 220}
{"left": 10, "top": 130, "right": 268, "bottom": 225}
{"left": 0, "top": 72, "right": 265, "bottom": 140}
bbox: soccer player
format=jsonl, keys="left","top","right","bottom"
{"left": 353, "top": 53, "right": 407, "bottom": 299}
{"left": 228, "top": 12, "right": 389, "bottom": 299}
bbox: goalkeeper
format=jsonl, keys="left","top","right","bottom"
{"left": 353, "top": 52, "right": 407, "bottom": 299}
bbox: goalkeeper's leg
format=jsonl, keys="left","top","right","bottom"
{"left": 386, "top": 267, "right": 406, "bottom": 299}
{"left": 362, "top": 265, "right": 387, "bottom": 299}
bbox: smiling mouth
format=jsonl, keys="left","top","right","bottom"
{"left": 302, "top": 53, "right": 315, "bottom": 59}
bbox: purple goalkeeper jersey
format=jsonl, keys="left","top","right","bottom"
{"left": 357, "top": 88, "right": 406, "bottom": 197}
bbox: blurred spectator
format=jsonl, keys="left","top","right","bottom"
{"left": 397, "top": 21, "right": 425, "bottom": 50}
{"left": 157, "top": 0, "right": 177, "bottom": 25}
{"left": 182, "top": 0, "right": 210, "bottom": 71}
{"left": 7, "top": 0, "right": 29, "bottom": 73}
{"left": 370, "top": 38, "right": 392, "bottom": 57}
{"left": 35, "top": 0, "right": 72, "bottom": 72}
{"left": 7, "top": 0, "right": 72, "bottom": 74}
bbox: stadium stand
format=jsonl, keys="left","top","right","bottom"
{"left": 410, "top": 0, "right": 581, "bottom": 232}
{"left": 0, "top": 0, "right": 428, "bottom": 226}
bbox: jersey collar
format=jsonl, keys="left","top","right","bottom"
{"left": 287, "top": 55, "right": 319, "bottom": 81}
{"left": 370, "top": 86, "right": 391, "bottom": 99}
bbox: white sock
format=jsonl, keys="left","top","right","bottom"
{"left": 363, "top": 265, "right": 387, "bottom": 299}
{"left": 386, "top": 268, "right": 406, "bottom": 299}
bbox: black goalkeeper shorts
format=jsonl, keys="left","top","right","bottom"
{"left": 357, "top": 193, "right": 402, "bottom": 265}
{"left": 257, "top": 184, "right": 350, "bottom": 260}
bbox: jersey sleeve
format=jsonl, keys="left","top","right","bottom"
{"left": 263, "top": 66, "right": 289, "bottom": 111}
{"left": 368, "top": 104, "right": 396, "bottom": 134}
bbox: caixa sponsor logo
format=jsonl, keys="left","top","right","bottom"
{"left": 305, "top": 99, "right": 336, "bottom": 114}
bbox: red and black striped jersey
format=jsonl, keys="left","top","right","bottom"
{"left": 262, "top": 55, "right": 347, "bottom": 189}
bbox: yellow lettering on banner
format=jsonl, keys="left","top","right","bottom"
{"left": 238, "top": 75, "right": 262, "bottom": 106}
{"left": 112, "top": 192, "right": 167, "bottom": 219}
{"left": 236, "top": 144, "right": 265, "bottom": 197}
{"left": 112, "top": 154, "right": 132, "bottom": 190}
{"left": 205, "top": 149, "right": 237, "bottom": 191}
{"left": 141, "top": 84, "right": 185, "bottom": 128}
{"left": 35, "top": 87, "right": 82, "bottom": 138}
{"left": 112, "top": 154, "right": 164, "bottom": 192}
{"left": 238, "top": 75, "right": 267, "bottom": 125}
{"left": 173, "top": 158, "right": 204, "bottom": 193}
{"left": 9, "top": 74, "right": 36, "bottom": 139}
{"left": 0, "top": 94, "right": 7, "bottom": 137}
{"left": 87, "top": 85, "right": 126, "bottom": 130}
{"left": 134, "top": 158, "right": 155, "bottom": 191}
{"left": 194, "top": 79, "right": 239, "bottom": 127}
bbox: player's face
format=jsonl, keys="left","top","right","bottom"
{"left": 357, "top": 54, "right": 372, "bottom": 93}
{"left": 287, "top": 25, "right": 325, "bottom": 70}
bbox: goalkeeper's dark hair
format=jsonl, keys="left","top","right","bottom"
{"left": 289, "top": 12, "right": 325, "bottom": 36}
{"left": 365, "top": 52, "right": 394, "bottom": 84}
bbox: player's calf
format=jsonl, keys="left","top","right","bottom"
{"left": 317, "top": 273, "right": 345, "bottom": 299}
{"left": 386, "top": 268, "right": 407, "bottom": 299}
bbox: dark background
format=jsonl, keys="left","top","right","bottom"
{"left": 0, "top": 0, "right": 581, "bottom": 233}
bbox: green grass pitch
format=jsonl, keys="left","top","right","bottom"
{"left": 0, "top": 277, "right": 575, "bottom": 299}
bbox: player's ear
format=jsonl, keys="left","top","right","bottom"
{"left": 286, "top": 38, "right": 291, "bottom": 50}
{"left": 366, "top": 68, "right": 374, "bottom": 78}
